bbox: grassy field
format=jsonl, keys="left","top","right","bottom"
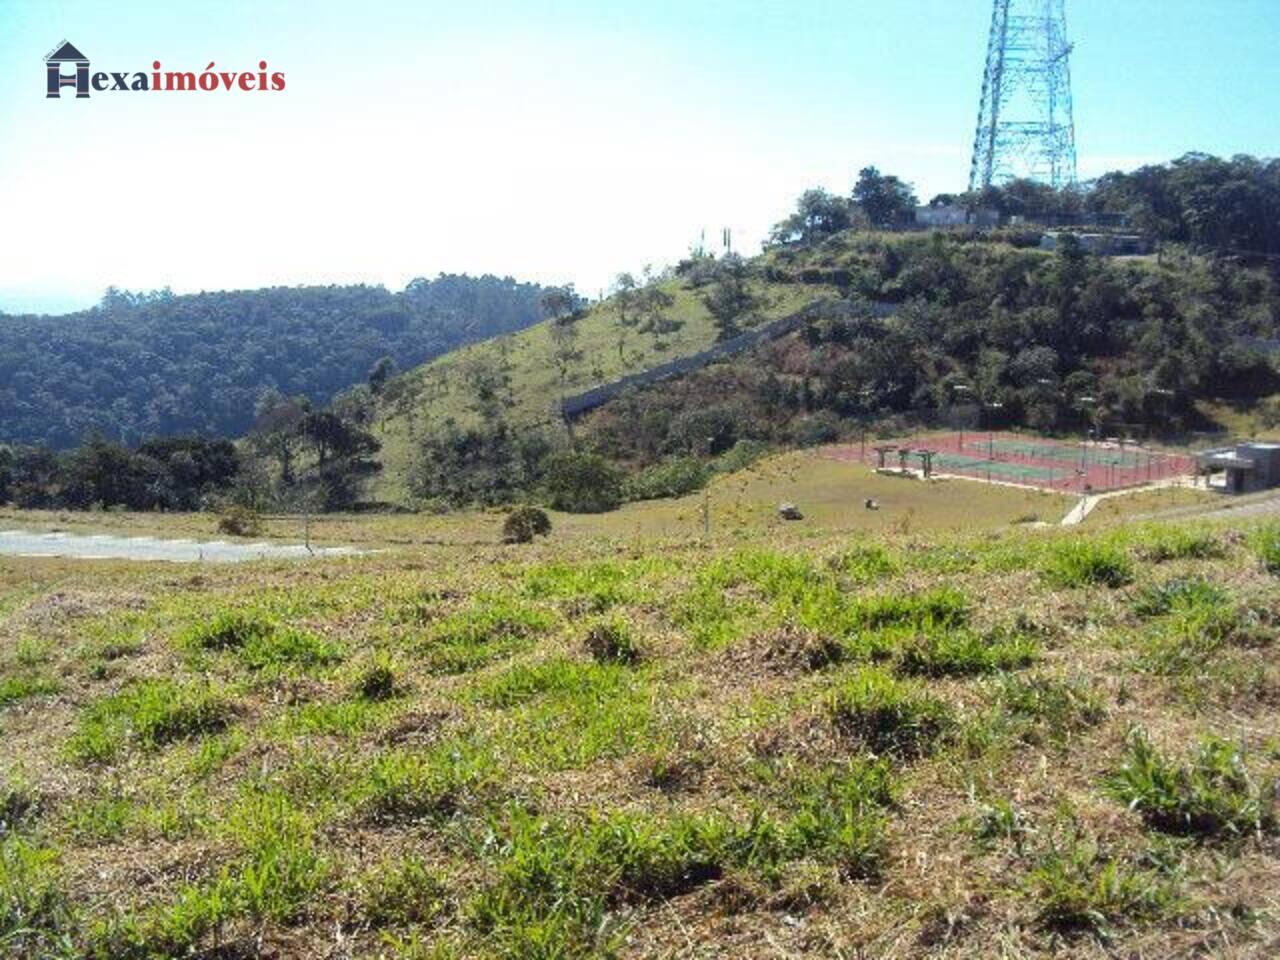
{"left": 371, "top": 279, "right": 831, "bottom": 503}
{"left": 2, "top": 493, "right": 1279, "bottom": 957}
{"left": 1, "top": 452, "right": 1068, "bottom": 549}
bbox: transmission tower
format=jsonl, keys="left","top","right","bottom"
{"left": 968, "top": 0, "right": 1078, "bottom": 192}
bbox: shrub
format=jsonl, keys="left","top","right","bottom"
{"left": 790, "top": 412, "right": 842, "bottom": 447}
{"left": 1041, "top": 539, "right": 1133, "bottom": 588}
{"left": 541, "top": 451, "right": 622, "bottom": 513}
{"left": 215, "top": 504, "right": 263, "bottom": 537}
{"left": 623, "top": 457, "right": 709, "bottom": 502}
{"left": 712, "top": 439, "right": 769, "bottom": 474}
{"left": 1105, "top": 730, "right": 1273, "bottom": 838}
{"left": 827, "top": 668, "right": 952, "bottom": 758}
{"left": 502, "top": 505, "right": 551, "bottom": 544}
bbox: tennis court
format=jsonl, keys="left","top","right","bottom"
{"left": 827, "top": 430, "right": 1195, "bottom": 493}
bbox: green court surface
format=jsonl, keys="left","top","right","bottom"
{"left": 966, "top": 438, "right": 1149, "bottom": 467}
{"left": 933, "top": 452, "right": 1062, "bottom": 482}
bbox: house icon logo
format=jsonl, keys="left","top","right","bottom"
{"left": 46, "top": 40, "right": 89, "bottom": 98}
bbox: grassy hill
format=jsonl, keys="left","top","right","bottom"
{"left": 2, "top": 503, "right": 1278, "bottom": 957}
{"left": 369, "top": 229, "right": 1279, "bottom": 506}
{"left": 370, "top": 277, "right": 830, "bottom": 501}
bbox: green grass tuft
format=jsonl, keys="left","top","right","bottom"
{"left": 897, "top": 627, "right": 1038, "bottom": 678}
{"left": 1042, "top": 538, "right": 1133, "bottom": 588}
{"left": 1105, "top": 729, "right": 1274, "bottom": 838}
{"left": 582, "top": 617, "right": 641, "bottom": 664}
{"left": 179, "top": 610, "right": 274, "bottom": 651}
{"left": 1248, "top": 523, "right": 1280, "bottom": 574}
{"left": 356, "top": 854, "right": 451, "bottom": 928}
{"left": 418, "top": 596, "right": 554, "bottom": 674}
{"left": 826, "top": 668, "right": 953, "bottom": 758}
{"left": 358, "top": 744, "right": 492, "bottom": 824}
{"left": 0, "top": 674, "right": 61, "bottom": 707}
{"left": 993, "top": 675, "right": 1106, "bottom": 746}
{"left": 1026, "top": 827, "right": 1181, "bottom": 934}
{"left": 66, "top": 679, "right": 234, "bottom": 763}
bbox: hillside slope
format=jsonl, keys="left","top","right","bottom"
{"left": 2, "top": 512, "right": 1278, "bottom": 957}
{"left": 370, "top": 275, "right": 830, "bottom": 501}
{"left": 373, "top": 231, "right": 1280, "bottom": 504}
{"left": 0, "top": 274, "right": 550, "bottom": 448}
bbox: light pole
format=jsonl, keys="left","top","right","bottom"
{"left": 1076, "top": 395, "right": 1097, "bottom": 473}
{"left": 701, "top": 436, "right": 716, "bottom": 541}
{"left": 952, "top": 383, "right": 972, "bottom": 451}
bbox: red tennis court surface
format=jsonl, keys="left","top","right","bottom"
{"left": 825, "top": 430, "right": 1196, "bottom": 494}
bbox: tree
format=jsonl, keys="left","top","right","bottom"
{"left": 251, "top": 391, "right": 310, "bottom": 484}
{"left": 769, "top": 188, "right": 852, "bottom": 245}
{"left": 549, "top": 314, "right": 583, "bottom": 397}
{"left": 368, "top": 356, "right": 395, "bottom": 395}
{"left": 852, "top": 166, "right": 918, "bottom": 228}
{"left": 0, "top": 447, "right": 11, "bottom": 504}
{"left": 541, "top": 451, "right": 622, "bottom": 513}
{"left": 295, "top": 410, "right": 382, "bottom": 509}
{"left": 700, "top": 254, "right": 758, "bottom": 341}
{"left": 540, "top": 284, "right": 583, "bottom": 321}
{"left": 412, "top": 420, "right": 550, "bottom": 507}
{"left": 611, "top": 272, "right": 640, "bottom": 361}
{"left": 634, "top": 271, "right": 678, "bottom": 339}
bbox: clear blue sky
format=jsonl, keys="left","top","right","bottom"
{"left": 1, "top": 0, "right": 1276, "bottom": 314}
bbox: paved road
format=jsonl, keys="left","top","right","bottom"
{"left": 0, "top": 529, "right": 358, "bottom": 563}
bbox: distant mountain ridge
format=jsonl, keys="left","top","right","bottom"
{"left": 0, "top": 274, "right": 551, "bottom": 448}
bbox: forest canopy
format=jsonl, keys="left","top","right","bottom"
{"left": 0, "top": 274, "right": 551, "bottom": 448}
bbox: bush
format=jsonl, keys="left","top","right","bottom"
{"left": 542, "top": 452, "right": 622, "bottom": 513}
{"left": 790, "top": 412, "right": 842, "bottom": 447}
{"left": 216, "top": 504, "right": 263, "bottom": 537}
{"left": 502, "top": 505, "right": 552, "bottom": 543}
{"left": 623, "top": 457, "right": 709, "bottom": 502}
{"left": 353, "top": 658, "right": 397, "bottom": 701}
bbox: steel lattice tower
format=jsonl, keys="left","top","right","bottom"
{"left": 968, "top": 0, "right": 1078, "bottom": 191}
